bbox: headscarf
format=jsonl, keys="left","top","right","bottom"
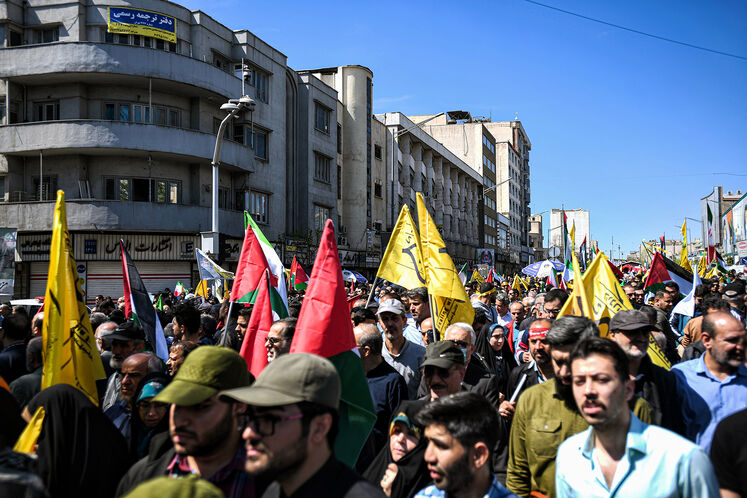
{"left": 0, "top": 388, "right": 25, "bottom": 449}
{"left": 363, "top": 401, "right": 431, "bottom": 498}
{"left": 27, "top": 384, "right": 132, "bottom": 497}
{"left": 475, "top": 323, "right": 518, "bottom": 382}
{"left": 130, "top": 373, "right": 171, "bottom": 460}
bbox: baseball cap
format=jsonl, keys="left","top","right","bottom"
{"left": 154, "top": 346, "right": 253, "bottom": 406}
{"left": 123, "top": 475, "right": 223, "bottom": 498}
{"left": 377, "top": 298, "right": 405, "bottom": 316}
{"left": 724, "top": 282, "right": 746, "bottom": 301}
{"left": 137, "top": 379, "right": 167, "bottom": 403}
{"left": 108, "top": 319, "right": 145, "bottom": 341}
{"left": 420, "top": 340, "right": 465, "bottom": 369}
{"left": 609, "top": 310, "right": 652, "bottom": 332}
{"left": 220, "top": 353, "right": 340, "bottom": 410}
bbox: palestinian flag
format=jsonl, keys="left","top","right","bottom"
{"left": 643, "top": 251, "right": 693, "bottom": 295}
{"left": 121, "top": 241, "right": 168, "bottom": 361}
{"left": 458, "top": 263, "right": 469, "bottom": 285}
{"left": 231, "top": 225, "right": 288, "bottom": 319}
{"left": 291, "top": 219, "right": 376, "bottom": 467}
{"left": 239, "top": 269, "right": 273, "bottom": 378}
{"left": 244, "top": 212, "right": 289, "bottom": 316}
{"left": 290, "top": 255, "right": 309, "bottom": 290}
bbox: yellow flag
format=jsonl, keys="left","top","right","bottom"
{"left": 42, "top": 191, "right": 105, "bottom": 405}
{"left": 377, "top": 205, "right": 427, "bottom": 290}
{"left": 558, "top": 252, "right": 670, "bottom": 369}
{"left": 195, "top": 280, "right": 209, "bottom": 298}
{"left": 13, "top": 406, "right": 45, "bottom": 454}
{"left": 704, "top": 265, "right": 719, "bottom": 280}
{"left": 696, "top": 254, "right": 707, "bottom": 277}
{"left": 570, "top": 222, "right": 576, "bottom": 247}
{"left": 564, "top": 252, "right": 594, "bottom": 318}
{"left": 415, "top": 193, "right": 473, "bottom": 332}
{"left": 471, "top": 269, "right": 485, "bottom": 284}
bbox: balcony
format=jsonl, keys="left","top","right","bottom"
{"left": 2, "top": 42, "right": 242, "bottom": 100}
{"left": 0, "top": 120, "right": 253, "bottom": 171}
{"left": 0, "top": 199, "right": 246, "bottom": 237}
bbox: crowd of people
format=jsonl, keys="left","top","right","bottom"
{"left": 0, "top": 269, "right": 745, "bottom": 497}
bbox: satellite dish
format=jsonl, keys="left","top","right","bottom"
{"left": 548, "top": 246, "right": 560, "bottom": 258}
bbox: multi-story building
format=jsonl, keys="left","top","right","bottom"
{"left": 301, "top": 66, "right": 386, "bottom": 272}
{"left": 550, "top": 209, "right": 591, "bottom": 253}
{"left": 376, "top": 112, "right": 482, "bottom": 265}
{"left": 529, "top": 213, "right": 545, "bottom": 261}
{"left": 0, "top": 0, "right": 337, "bottom": 300}
{"left": 409, "top": 113, "right": 532, "bottom": 273}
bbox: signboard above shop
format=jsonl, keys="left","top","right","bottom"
{"left": 108, "top": 7, "right": 177, "bottom": 43}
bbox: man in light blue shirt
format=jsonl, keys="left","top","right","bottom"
{"left": 555, "top": 337, "right": 719, "bottom": 498}
{"left": 671, "top": 311, "right": 747, "bottom": 452}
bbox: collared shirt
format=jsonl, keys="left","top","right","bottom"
{"left": 167, "top": 446, "right": 254, "bottom": 498}
{"left": 555, "top": 414, "right": 719, "bottom": 498}
{"left": 403, "top": 323, "right": 425, "bottom": 346}
{"left": 415, "top": 475, "right": 518, "bottom": 498}
{"left": 496, "top": 311, "right": 512, "bottom": 327}
{"left": 672, "top": 355, "right": 747, "bottom": 452}
{"left": 104, "top": 400, "right": 132, "bottom": 443}
{"left": 381, "top": 337, "right": 425, "bottom": 399}
{"left": 529, "top": 360, "right": 547, "bottom": 384}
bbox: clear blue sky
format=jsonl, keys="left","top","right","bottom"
{"left": 182, "top": 0, "right": 747, "bottom": 257}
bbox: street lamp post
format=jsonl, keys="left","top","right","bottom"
{"left": 201, "top": 96, "right": 256, "bottom": 261}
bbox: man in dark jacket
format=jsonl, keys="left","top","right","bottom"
{"left": 0, "top": 314, "right": 29, "bottom": 383}
{"left": 220, "top": 353, "right": 384, "bottom": 497}
{"left": 609, "top": 309, "right": 684, "bottom": 434}
{"left": 115, "top": 346, "right": 254, "bottom": 497}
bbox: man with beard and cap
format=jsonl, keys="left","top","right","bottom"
{"left": 672, "top": 311, "right": 747, "bottom": 453}
{"left": 499, "top": 319, "right": 554, "bottom": 422}
{"left": 506, "top": 316, "right": 652, "bottom": 498}
{"left": 555, "top": 337, "right": 718, "bottom": 497}
{"left": 116, "top": 346, "right": 255, "bottom": 498}
{"left": 102, "top": 320, "right": 146, "bottom": 411}
{"left": 413, "top": 392, "right": 517, "bottom": 498}
{"left": 220, "top": 353, "right": 384, "bottom": 497}
{"left": 608, "top": 309, "right": 684, "bottom": 434}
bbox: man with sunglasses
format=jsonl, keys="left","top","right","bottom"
{"left": 116, "top": 346, "right": 255, "bottom": 497}
{"left": 220, "top": 353, "right": 384, "bottom": 497}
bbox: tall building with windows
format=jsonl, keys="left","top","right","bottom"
{"left": 0, "top": 0, "right": 337, "bottom": 300}
{"left": 412, "top": 113, "right": 532, "bottom": 273}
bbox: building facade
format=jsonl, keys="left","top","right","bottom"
{"left": 528, "top": 213, "right": 545, "bottom": 261}
{"left": 0, "top": 0, "right": 337, "bottom": 300}
{"left": 550, "top": 208, "right": 591, "bottom": 253}
{"left": 376, "top": 112, "right": 483, "bottom": 265}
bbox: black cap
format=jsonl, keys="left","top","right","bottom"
{"left": 107, "top": 319, "right": 145, "bottom": 341}
{"left": 609, "top": 310, "right": 652, "bottom": 332}
{"left": 420, "top": 340, "right": 465, "bottom": 369}
{"left": 724, "top": 282, "right": 745, "bottom": 301}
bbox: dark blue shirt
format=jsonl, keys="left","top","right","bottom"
{"left": 0, "top": 342, "right": 27, "bottom": 384}
{"left": 367, "top": 359, "right": 408, "bottom": 448}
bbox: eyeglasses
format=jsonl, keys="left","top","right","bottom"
{"left": 543, "top": 307, "right": 560, "bottom": 316}
{"left": 239, "top": 412, "right": 304, "bottom": 437}
{"left": 452, "top": 340, "right": 470, "bottom": 349}
{"left": 265, "top": 336, "right": 282, "bottom": 345}
{"left": 423, "top": 366, "right": 452, "bottom": 379}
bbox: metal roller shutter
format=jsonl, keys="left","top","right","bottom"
{"left": 86, "top": 261, "right": 191, "bottom": 306}
{"left": 29, "top": 262, "right": 50, "bottom": 300}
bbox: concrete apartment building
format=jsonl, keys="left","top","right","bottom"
{"left": 376, "top": 112, "right": 482, "bottom": 265}
{"left": 528, "top": 213, "right": 545, "bottom": 261}
{"left": 411, "top": 113, "right": 530, "bottom": 273}
{"left": 0, "top": 0, "right": 337, "bottom": 300}
{"left": 701, "top": 186, "right": 744, "bottom": 253}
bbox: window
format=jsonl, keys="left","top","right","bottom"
{"left": 0, "top": 103, "right": 5, "bottom": 124}
{"left": 314, "top": 153, "right": 331, "bottom": 183}
{"left": 218, "top": 187, "right": 230, "bottom": 209}
{"left": 252, "top": 69, "right": 268, "bottom": 103}
{"left": 116, "top": 33, "right": 130, "bottom": 45}
{"left": 374, "top": 182, "right": 382, "bottom": 198}
{"left": 337, "top": 165, "right": 342, "bottom": 200}
{"left": 253, "top": 130, "right": 267, "bottom": 160}
{"left": 314, "top": 103, "right": 330, "bottom": 133}
{"left": 155, "top": 180, "right": 179, "bottom": 203}
{"left": 169, "top": 109, "right": 179, "bottom": 127}
{"left": 105, "top": 178, "right": 130, "bottom": 200}
{"left": 374, "top": 144, "right": 382, "bottom": 160}
{"left": 133, "top": 104, "right": 150, "bottom": 123}
{"left": 33, "top": 27, "right": 59, "bottom": 44}
{"left": 105, "top": 177, "right": 179, "bottom": 202}
{"left": 119, "top": 103, "right": 130, "bottom": 122}
{"left": 9, "top": 29, "right": 22, "bottom": 46}
{"left": 337, "top": 124, "right": 342, "bottom": 153}
{"left": 0, "top": 176, "right": 5, "bottom": 201}
{"left": 33, "top": 176, "right": 57, "bottom": 201}
{"left": 33, "top": 101, "right": 59, "bottom": 121}
{"left": 314, "top": 205, "right": 330, "bottom": 232}
{"left": 155, "top": 106, "right": 167, "bottom": 125}
{"left": 249, "top": 191, "right": 269, "bottom": 224}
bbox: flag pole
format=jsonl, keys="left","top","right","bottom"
{"left": 365, "top": 276, "right": 379, "bottom": 307}
{"left": 220, "top": 300, "right": 235, "bottom": 346}
{"left": 428, "top": 293, "right": 440, "bottom": 341}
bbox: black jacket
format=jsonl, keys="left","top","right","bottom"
{"left": 635, "top": 355, "right": 685, "bottom": 435}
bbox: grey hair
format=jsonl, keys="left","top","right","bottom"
{"left": 145, "top": 353, "right": 163, "bottom": 374}
{"left": 495, "top": 293, "right": 509, "bottom": 304}
{"left": 358, "top": 326, "right": 383, "bottom": 356}
{"left": 546, "top": 316, "right": 599, "bottom": 348}
{"left": 445, "top": 322, "right": 477, "bottom": 345}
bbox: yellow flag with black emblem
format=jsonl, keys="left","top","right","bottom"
{"left": 471, "top": 269, "right": 485, "bottom": 284}
{"left": 376, "top": 205, "right": 426, "bottom": 290}
{"left": 415, "top": 193, "right": 473, "bottom": 334}
{"left": 41, "top": 191, "right": 106, "bottom": 405}
{"left": 558, "top": 251, "right": 670, "bottom": 369}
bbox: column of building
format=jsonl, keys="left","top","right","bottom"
{"left": 432, "top": 156, "right": 444, "bottom": 226}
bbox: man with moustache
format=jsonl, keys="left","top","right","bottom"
{"left": 378, "top": 299, "right": 425, "bottom": 399}
{"left": 672, "top": 311, "right": 747, "bottom": 452}
{"left": 555, "top": 337, "right": 718, "bottom": 497}
{"left": 608, "top": 310, "right": 683, "bottom": 434}
{"left": 265, "top": 318, "right": 296, "bottom": 363}
{"left": 105, "top": 352, "right": 162, "bottom": 442}
{"left": 220, "top": 353, "right": 384, "bottom": 497}
{"left": 413, "top": 392, "right": 517, "bottom": 498}
{"left": 116, "top": 346, "right": 254, "bottom": 497}
{"left": 102, "top": 320, "right": 146, "bottom": 411}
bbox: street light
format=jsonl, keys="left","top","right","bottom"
{"left": 201, "top": 95, "right": 256, "bottom": 260}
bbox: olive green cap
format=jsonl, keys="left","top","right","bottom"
{"left": 123, "top": 475, "right": 223, "bottom": 498}
{"left": 420, "top": 340, "right": 465, "bottom": 369}
{"left": 154, "top": 346, "right": 253, "bottom": 406}
{"left": 220, "top": 353, "right": 340, "bottom": 410}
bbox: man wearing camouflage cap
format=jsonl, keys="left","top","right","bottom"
{"left": 116, "top": 346, "right": 255, "bottom": 497}
{"left": 221, "top": 353, "right": 384, "bottom": 497}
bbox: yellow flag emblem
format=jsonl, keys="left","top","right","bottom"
{"left": 42, "top": 191, "right": 106, "bottom": 405}
{"left": 377, "top": 205, "right": 426, "bottom": 290}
